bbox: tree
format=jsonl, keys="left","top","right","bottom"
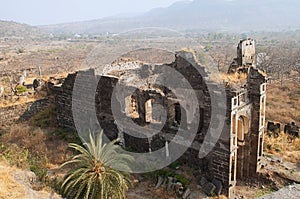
{"left": 257, "top": 43, "right": 300, "bottom": 84}
{"left": 206, "top": 43, "right": 236, "bottom": 72}
{"left": 256, "top": 47, "right": 275, "bottom": 74}
{"left": 61, "top": 131, "right": 133, "bottom": 199}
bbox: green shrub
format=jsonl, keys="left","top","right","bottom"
{"left": 15, "top": 85, "right": 28, "bottom": 94}
{"left": 17, "top": 48, "right": 25, "bottom": 54}
{"left": 48, "top": 128, "right": 81, "bottom": 144}
{"left": 169, "top": 161, "right": 183, "bottom": 170}
{"left": 30, "top": 104, "right": 57, "bottom": 128}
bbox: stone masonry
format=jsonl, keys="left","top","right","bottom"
{"left": 52, "top": 39, "right": 267, "bottom": 197}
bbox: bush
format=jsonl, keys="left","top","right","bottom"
{"left": 30, "top": 104, "right": 57, "bottom": 128}
{"left": 17, "top": 48, "right": 25, "bottom": 54}
{"left": 15, "top": 85, "right": 27, "bottom": 94}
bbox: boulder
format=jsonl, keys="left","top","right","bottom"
{"left": 212, "top": 178, "right": 223, "bottom": 196}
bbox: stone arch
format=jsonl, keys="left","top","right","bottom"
{"left": 145, "top": 98, "right": 153, "bottom": 123}
{"left": 237, "top": 115, "right": 249, "bottom": 144}
{"left": 237, "top": 115, "right": 250, "bottom": 179}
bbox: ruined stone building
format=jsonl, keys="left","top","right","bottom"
{"left": 228, "top": 38, "right": 256, "bottom": 74}
{"left": 52, "top": 39, "right": 267, "bottom": 196}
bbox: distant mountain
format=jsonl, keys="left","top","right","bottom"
{"left": 0, "top": 20, "right": 46, "bottom": 38}
{"left": 40, "top": 0, "right": 300, "bottom": 34}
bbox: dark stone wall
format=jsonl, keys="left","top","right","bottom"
{"left": 51, "top": 51, "right": 267, "bottom": 197}
{"left": 53, "top": 73, "right": 76, "bottom": 129}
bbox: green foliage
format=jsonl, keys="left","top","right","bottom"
{"left": 15, "top": 85, "right": 28, "bottom": 94}
{"left": 255, "top": 188, "right": 276, "bottom": 197}
{"left": 60, "top": 131, "right": 133, "bottom": 199}
{"left": 48, "top": 128, "right": 81, "bottom": 144}
{"left": 28, "top": 156, "right": 48, "bottom": 181}
{"left": 0, "top": 143, "right": 29, "bottom": 168}
{"left": 17, "top": 48, "right": 25, "bottom": 54}
{"left": 0, "top": 143, "right": 47, "bottom": 181}
{"left": 169, "top": 161, "right": 183, "bottom": 170}
{"left": 265, "top": 153, "right": 273, "bottom": 158}
{"left": 30, "top": 104, "right": 57, "bottom": 128}
{"left": 275, "top": 148, "right": 282, "bottom": 152}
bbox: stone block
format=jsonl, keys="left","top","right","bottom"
{"left": 212, "top": 178, "right": 223, "bottom": 196}
{"left": 199, "top": 176, "right": 208, "bottom": 187}
{"left": 202, "top": 182, "right": 216, "bottom": 196}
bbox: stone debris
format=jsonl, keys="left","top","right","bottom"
{"left": 182, "top": 188, "right": 191, "bottom": 199}
{"left": 199, "top": 177, "right": 208, "bottom": 187}
{"left": 167, "top": 177, "right": 175, "bottom": 191}
{"left": 155, "top": 176, "right": 164, "bottom": 189}
{"left": 257, "top": 184, "right": 300, "bottom": 199}
{"left": 267, "top": 121, "right": 281, "bottom": 137}
{"left": 33, "top": 78, "right": 46, "bottom": 91}
{"left": 202, "top": 182, "right": 216, "bottom": 196}
{"left": 212, "top": 178, "right": 223, "bottom": 196}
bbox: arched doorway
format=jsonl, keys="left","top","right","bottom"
{"left": 145, "top": 99, "right": 153, "bottom": 123}
{"left": 237, "top": 115, "right": 250, "bottom": 179}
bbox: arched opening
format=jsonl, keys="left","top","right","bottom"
{"left": 145, "top": 99, "right": 153, "bottom": 123}
{"left": 237, "top": 115, "right": 250, "bottom": 180}
{"left": 125, "top": 95, "right": 139, "bottom": 119}
{"left": 175, "top": 103, "right": 181, "bottom": 125}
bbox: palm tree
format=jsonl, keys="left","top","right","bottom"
{"left": 60, "top": 130, "right": 133, "bottom": 199}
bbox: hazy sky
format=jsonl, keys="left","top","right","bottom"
{"left": 0, "top": 0, "right": 180, "bottom": 25}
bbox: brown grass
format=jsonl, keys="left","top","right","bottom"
{"left": 264, "top": 132, "right": 300, "bottom": 163}
{"left": 1, "top": 124, "right": 72, "bottom": 165}
{"left": 210, "top": 72, "right": 248, "bottom": 84}
{"left": 0, "top": 97, "right": 38, "bottom": 108}
{"left": 2, "top": 125, "right": 48, "bottom": 157}
{"left": 266, "top": 79, "right": 300, "bottom": 125}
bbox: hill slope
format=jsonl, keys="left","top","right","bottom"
{"left": 0, "top": 20, "right": 46, "bottom": 38}
{"left": 40, "top": 0, "right": 300, "bottom": 34}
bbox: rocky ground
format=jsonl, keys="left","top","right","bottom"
{"left": 257, "top": 184, "right": 300, "bottom": 199}
{"left": 0, "top": 161, "right": 61, "bottom": 199}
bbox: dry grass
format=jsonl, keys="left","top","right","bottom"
{"left": 2, "top": 125, "right": 48, "bottom": 156}
{"left": 264, "top": 132, "right": 300, "bottom": 163}
{"left": 1, "top": 124, "right": 72, "bottom": 166}
{"left": 266, "top": 79, "right": 300, "bottom": 125}
{"left": 0, "top": 97, "right": 38, "bottom": 108}
{"left": 211, "top": 196, "right": 228, "bottom": 199}
{"left": 210, "top": 72, "right": 248, "bottom": 84}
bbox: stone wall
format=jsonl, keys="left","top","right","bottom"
{"left": 51, "top": 73, "right": 76, "bottom": 129}
{"left": 0, "top": 98, "right": 50, "bottom": 126}
{"left": 52, "top": 49, "right": 267, "bottom": 197}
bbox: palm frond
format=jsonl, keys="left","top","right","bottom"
{"left": 60, "top": 130, "right": 132, "bottom": 199}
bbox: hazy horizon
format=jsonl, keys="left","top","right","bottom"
{"left": 0, "top": 0, "right": 181, "bottom": 26}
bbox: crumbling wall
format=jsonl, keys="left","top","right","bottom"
{"left": 52, "top": 48, "right": 267, "bottom": 197}
{"left": 0, "top": 98, "right": 50, "bottom": 126}
{"left": 229, "top": 38, "right": 256, "bottom": 73}
{"left": 247, "top": 67, "right": 267, "bottom": 174}
{"left": 52, "top": 73, "right": 77, "bottom": 129}
{"left": 237, "top": 38, "right": 256, "bottom": 67}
